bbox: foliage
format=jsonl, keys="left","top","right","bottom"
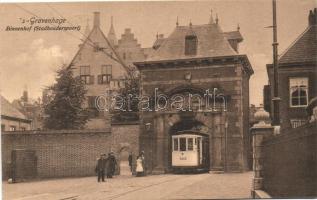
{"left": 43, "top": 66, "right": 88, "bottom": 129}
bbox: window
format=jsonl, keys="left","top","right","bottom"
{"left": 99, "top": 65, "right": 112, "bottom": 84}
{"left": 185, "top": 35, "right": 198, "bottom": 55}
{"left": 21, "top": 127, "right": 26, "bottom": 131}
{"left": 290, "top": 78, "right": 308, "bottom": 107}
{"left": 123, "top": 52, "right": 126, "bottom": 60}
{"left": 9, "top": 126, "right": 16, "bottom": 131}
{"left": 179, "top": 137, "right": 186, "bottom": 151}
{"left": 87, "top": 96, "right": 100, "bottom": 118}
{"left": 173, "top": 138, "right": 179, "bottom": 151}
{"left": 187, "top": 138, "right": 193, "bottom": 151}
{"left": 290, "top": 119, "right": 306, "bottom": 128}
{"left": 80, "top": 66, "right": 92, "bottom": 84}
{"left": 1, "top": 124, "right": 5, "bottom": 131}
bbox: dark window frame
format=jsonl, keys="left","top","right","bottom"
{"left": 185, "top": 35, "right": 198, "bottom": 55}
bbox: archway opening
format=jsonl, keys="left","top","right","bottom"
{"left": 119, "top": 147, "right": 131, "bottom": 176}
{"left": 168, "top": 118, "right": 210, "bottom": 173}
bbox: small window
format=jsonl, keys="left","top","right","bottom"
{"left": 187, "top": 138, "right": 193, "bottom": 151}
{"left": 290, "top": 119, "right": 306, "bottom": 128}
{"left": 173, "top": 138, "right": 179, "bottom": 151}
{"left": 100, "top": 65, "right": 112, "bottom": 84}
{"left": 123, "top": 52, "right": 126, "bottom": 60}
{"left": 179, "top": 137, "right": 186, "bottom": 151}
{"left": 1, "top": 124, "right": 5, "bottom": 131}
{"left": 290, "top": 78, "right": 308, "bottom": 107}
{"left": 21, "top": 127, "right": 26, "bottom": 131}
{"left": 9, "top": 126, "right": 16, "bottom": 131}
{"left": 185, "top": 35, "right": 198, "bottom": 55}
{"left": 80, "top": 66, "right": 91, "bottom": 84}
{"left": 87, "top": 96, "right": 99, "bottom": 118}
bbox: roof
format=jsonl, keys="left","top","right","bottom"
{"left": 145, "top": 23, "right": 237, "bottom": 61}
{"left": 223, "top": 31, "right": 243, "bottom": 42}
{"left": 279, "top": 25, "right": 317, "bottom": 64}
{"left": 1, "top": 95, "right": 28, "bottom": 120}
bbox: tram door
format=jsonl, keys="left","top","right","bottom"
{"left": 202, "top": 138, "right": 210, "bottom": 168}
{"left": 197, "top": 137, "right": 202, "bottom": 165}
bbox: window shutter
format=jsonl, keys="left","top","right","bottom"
{"left": 90, "top": 75, "right": 94, "bottom": 85}
{"left": 97, "top": 75, "right": 102, "bottom": 84}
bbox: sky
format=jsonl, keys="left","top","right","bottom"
{"left": 0, "top": 0, "right": 315, "bottom": 105}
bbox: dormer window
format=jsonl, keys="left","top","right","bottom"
{"left": 185, "top": 35, "right": 198, "bottom": 55}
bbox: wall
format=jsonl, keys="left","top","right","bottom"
{"left": 262, "top": 122, "right": 317, "bottom": 198}
{"left": 1, "top": 124, "right": 139, "bottom": 180}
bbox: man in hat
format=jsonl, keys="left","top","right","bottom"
{"left": 106, "top": 151, "right": 117, "bottom": 178}
{"left": 95, "top": 154, "right": 107, "bottom": 182}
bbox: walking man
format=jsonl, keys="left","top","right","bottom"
{"left": 128, "top": 152, "right": 133, "bottom": 173}
{"left": 95, "top": 154, "right": 107, "bottom": 182}
{"left": 106, "top": 152, "right": 117, "bottom": 178}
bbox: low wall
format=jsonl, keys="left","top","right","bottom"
{"left": 262, "top": 123, "right": 317, "bottom": 198}
{"left": 2, "top": 124, "right": 139, "bottom": 180}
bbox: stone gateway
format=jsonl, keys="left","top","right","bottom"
{"left": 134, "top": 12, "right": 253, "bottom": 174}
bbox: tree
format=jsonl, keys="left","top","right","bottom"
{"left": 43, "top": 66, "right": 88, "bottom": 129}
{"left": 112, "top": 68, "right": 140, "bottom": 122}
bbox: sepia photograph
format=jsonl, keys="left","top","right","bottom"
{"left": 0, "top": 0, "right": 316, "bottom": 199}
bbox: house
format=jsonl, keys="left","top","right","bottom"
{"left": 1, "top": 95, "right": 31, "bottom": 131}
{"left": 264, "top": 8, "right": 317, "bottom": 130}
{"left": 69, "top": 12, "right": 146, "bottom": 129}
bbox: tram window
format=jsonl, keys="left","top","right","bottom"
{"left": 173, "top": 138, "right": 179, "bottom": 151}
{"left": 179, "top": 138, "right": 186, "bottom": 151}
{"left": 188, "top": 138, "right": 193, "bottom": 151}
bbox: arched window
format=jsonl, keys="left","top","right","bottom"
{"left": 185, "top": 35, "right": 198, "bottom": 55}
{"left": 290, "top": 77, "right": 308, "bottom": 107}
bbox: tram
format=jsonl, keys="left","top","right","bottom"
{"left": 171, "top": 131, "right": 209, "bottom": 173}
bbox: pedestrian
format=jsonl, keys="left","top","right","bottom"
{"left": 140, "top": 151, "right": 146, "bottom": 176}
{"left": 95, "top": 154, "right": 107, "bottom": 182}
{"left": 135, "top": 155, "right": 144, "bottom": 177}
{"left": 106, "top": 152, "right": 117, "bottom": 178}
{"left": 128, "top": 152, "right": 133, "bottom": 173}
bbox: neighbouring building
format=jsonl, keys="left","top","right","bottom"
{"left": 69, "top": 12, "right": 146, "bottom": 129}
{"left": 134, "top": 12, "right": 253, "bottom": 173}
{"left": 11, "top": 88, "right": 43, "bottom": 130}
{"left": 1, "top": 95, "right": 32, "bottom": 131}
{"left": 264, "top": 8, "right": 317, "bottom": 130}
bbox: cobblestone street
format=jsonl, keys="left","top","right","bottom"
{"left": 3, "top": 172, "right": 252, "bottom": 200}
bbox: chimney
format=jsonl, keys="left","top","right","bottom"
{"left": 308, "top": 8, "right": 317, "bottom": 26}
{"left": 93, "top": 12, "right": 100, "bottom": 27}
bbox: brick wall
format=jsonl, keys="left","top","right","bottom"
{"left": 262, "top": 122, "right": 317, "bottom": 198}
{"left": 2, "top": 125, "right": 139, "bottom": 180}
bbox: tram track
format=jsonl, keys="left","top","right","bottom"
{"left": 106, "top": 175, "right": 192, "bottom": 200}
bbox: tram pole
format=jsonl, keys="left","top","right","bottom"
{"left": 271, "top": 0, "right": 281, "bottom": 128}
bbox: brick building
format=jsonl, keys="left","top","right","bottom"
{"left": 135, "top": 13, "right": 253, "bottom": 173}
{"left": 264, "top": 8, "right": 317, "bottom": 130}
{"left": 1, "top": 95, "right": 31, "bottom": 131}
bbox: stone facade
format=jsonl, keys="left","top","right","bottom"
{"left": 135, "top": 13, "right": 253, "bottom": 173}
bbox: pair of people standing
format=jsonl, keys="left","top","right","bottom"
{"left": 95, "top": 152, "right": 117, "bottom": 182}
